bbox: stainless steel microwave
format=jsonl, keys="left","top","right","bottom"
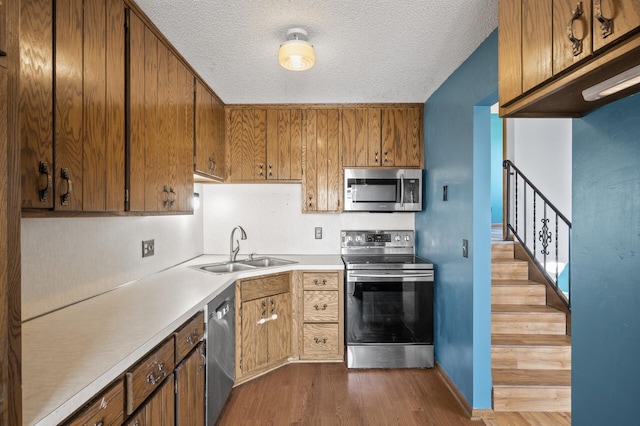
{"left": 344, "top": 168, "right": 422, "bottom": 212}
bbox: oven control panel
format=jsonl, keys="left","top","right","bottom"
{"left": 341, "top": 230, "right": 414, "bottom": 249}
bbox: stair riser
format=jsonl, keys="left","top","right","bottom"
{"left": 492, "top": 313, "right": 566, "bottom": 335}
{"left": 492, "top": 286, "right": 546, "bottom": 305}
{"left": 492, "top": 263, "right": 529, "bottom": 280}
{"left": 493, "top": 387, "right": 571, "bottom": 412}
{"left": 492, "top": 347, "right": 571, "bottom": 370}
{"left": 492, "top": 244, "right": 515, "bottom": 260}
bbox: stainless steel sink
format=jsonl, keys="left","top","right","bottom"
{"left": 240, "top": 257, "right": 296, "bottom": 267}
{"left": 190, "top": 257, "right": 296, "bottom": 275}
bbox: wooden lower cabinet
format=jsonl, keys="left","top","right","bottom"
{"left": 63, "top": 381, "right": 124, "bottom": 426}
{"left": 299, "top": 271, "right": 344, "bottom": 361}
{"left": 125, "top": 374, "right": 175, "bottom": 426}
{"left": 236, "top": 273, "right": 292, "bottom": 382}
{"left": 175, "top": 342, "right": 206, "bottom": 425}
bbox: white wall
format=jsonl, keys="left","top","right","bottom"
{"left": 21, "top": 185, "right": 205, "bottom": 320}
{"left": 202, "top": 183, "right": 414, "bottom": 255}
{"left": 509, "top": 118, "right": 572, "bottom": 220}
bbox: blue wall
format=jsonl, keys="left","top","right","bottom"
{"left": 416, "top": 30, "right": 496, "bottom": 409}
{"left": 490, "top": 114, "right": 503, "bottom": 223}
{"left": 572, "top": 92, "right": 640, "bottom": 425}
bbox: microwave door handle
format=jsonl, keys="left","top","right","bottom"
{"left": 400, "top": 173, "right": 405, "bottom": 208}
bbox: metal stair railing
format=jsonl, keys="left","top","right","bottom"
{"left": 504, "top": 160, "right": 571, "bottom": 310}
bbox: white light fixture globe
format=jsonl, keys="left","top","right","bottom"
{"left": 279, "top": 28, "right": 315, "bottom": 71}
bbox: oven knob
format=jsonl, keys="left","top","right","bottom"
{"left": 395, "top": 235, "right": 401, "bottom": 241}
{"left": 404, "top": 235, "right": 411, "bottom": 241}
{"left": 356, "top": 236, "right": 362, "bottom": 241}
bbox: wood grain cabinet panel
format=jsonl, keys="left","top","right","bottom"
{"left": 227, "top": 108, "right": 267, "bottom": 181}
{"left": 174, "top": 310, "right": 204, "bottom": 363}
{"left": 341, "top": 108, "right": 381, "bottom": 167}
{"left": 128, "top": 9, "right": 194, "bottom": 213}
{"left": 266, "top": 109, "right": 302, "bottom": 180}
{"left": 303, "top": 291, "right": 339, "bottom": 322}
{"left": 302, "top": 108, "right": 341, "bottom": 212}
{"left": 592, "top": 0, "right": 640, "bottom": 52}
{"left": 64, "top": 381, "right": 124, "bottom": 426}
{"left": 498, "top": 0, "right": 523, "bottom": 106}
{"left": 20, "top": 0, "right": 125, "bottom": 212}
{"left": 302, "top": 323, "right": 340, "bottom": 357}
{"left": 125, "top": 374, "right": 175, "bottom": 426}
{"left": 302, "top": 272, "right": 339, "bottom": 290}
{"left": 522, "top": 0, "right": 553, "bottom": 93}
{"left": 553, "top": 0, "right": 593, "bottom": 75}
{"left": 175, "top": 342, "right": 206, "bottom": 425}
{"left": 195, "top": 79, "right": 225, "bottom": 181}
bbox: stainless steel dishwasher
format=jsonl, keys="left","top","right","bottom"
{"left": 207, "top": 284, "right": 235, "bottom": 425}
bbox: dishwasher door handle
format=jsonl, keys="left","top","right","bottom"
{"left": 215, "top": 302, "right": 230, "bottom": 320}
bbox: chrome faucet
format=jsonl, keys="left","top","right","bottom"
{"left": 229, "top": 226, "right": 247, "bottom": 262}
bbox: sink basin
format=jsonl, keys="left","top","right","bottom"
{"left": 190, "top": 257, "right": 297, "bottom": 274}
{"left": 194, "top": 262, "right": 256, "bottom": 274}
{"left": 240, "top": 257, "right": 296, "bottom": 267}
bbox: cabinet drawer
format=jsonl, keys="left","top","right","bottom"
{"left": 303, "top": 291, "right": 339, "bottom": 322}
{"left": 302, "top": 323, "right": 340, "bottom": 356}
{"left": 303, "top": 272, "right": 339, "bottom": 290}
{"left": 65, "top": 380, "right": 124, "bottom": 426}
{"left": 240, "top": 272, "right": 290, "bottom": 301}
{"left": 125, "top": 337, "right": 175, "bottom": 415}
{"left": 174, "top": 310, "right": 204, "bottom": 363}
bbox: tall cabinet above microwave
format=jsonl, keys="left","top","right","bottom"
{"left": 344, "top": 168, "right": 422, "bottom": 212}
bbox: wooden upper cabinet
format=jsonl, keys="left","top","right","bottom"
{"left": 302, "top": 109, "right": 341, "bottom": 213}
{"left": 592, "top": 0, "right": 640, "bottom": 52}
{"left": 195, "top": 79, "right": 225, "bottom": 181}
{"left": 21, "top": 0, "right": 125, "bottom": 212}
{"left": 341, "top": 108, "right": 381, "bottom": 167}
{"left": 19, "top": 0, "right": 54, "bottom": 209}
{"left": 266, "top": 109, "right": 302, "bottom": 180}
{"left": 522, "top": 0, "right": 553, "bottom": 93}
{"left": 553, "top": 0, "right": 593, "bottom": 74}
{"left": 228, "top": 108, "right": 267, "bottom": 181}
{"left": 498, "top": 0, "right": 523, "bottom": 106}
{"left": 381, "top": 107, "right": 423, "bottom": 168}
{"left": 128, "top": 10, "right": 193, "bottom": 213}
{"left": 228, "top": 107, "right": 301, "bottom": 182}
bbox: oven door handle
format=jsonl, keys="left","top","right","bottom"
{"left": 400, "top": 173, "right": 405, "bottom": 208}
{"left": 348, "top": 272, "right": 434, "bottom": 280}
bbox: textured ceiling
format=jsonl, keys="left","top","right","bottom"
{"left": 133, "top": 0, "right": 498, "bottom": 104}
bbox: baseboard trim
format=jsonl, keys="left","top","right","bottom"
{"left": 435, "top": 362, "right": 495, "bottom": 421}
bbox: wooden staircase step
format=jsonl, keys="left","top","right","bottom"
{"left": 492, "top": 241, "right": 515, "bottom": 260}
{"left": 492, "top": 259, "right": 529, "bottom": 280}
{"left": 492, "top": 305, "right": 567, "bottom": 335}
{"left": 492, "top": 334, "right": 571, "bottom": 370}
{"left": 493, "top": 369, "right": 571, "bottom": 412}
{"left": 492, "top": 280, "right": 546, "bottom": 305}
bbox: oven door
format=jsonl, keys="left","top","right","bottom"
{"left": 345, "top": 270, "right": 434, "bottom": 345}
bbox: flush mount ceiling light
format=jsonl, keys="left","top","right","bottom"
{"left": 278, "top": 28, "right": 315, "bottom": 71}
{"left": 582, "top": 63, "right": 640, "bottom": 101}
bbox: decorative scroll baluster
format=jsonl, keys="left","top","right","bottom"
{"left": 533, "top": 191, "right": 537, "bottom": 260}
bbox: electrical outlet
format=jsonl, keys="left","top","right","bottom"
{"left": 142, "top": 239, "right": 155, "bottom": 258}
{"left": 315, "top": 227, "right": 323, "bottom": 239}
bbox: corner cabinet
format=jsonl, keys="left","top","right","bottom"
{"left": 20, "top": 0, "right": 126, "bottom": 212}
{"left": 499, "top": 0, "right": 640, "bottom": 117}
{"left": 235, "top": 272, "right": 292, "bottom": 383}
{"left": 195, "top": 79, "right": 225, "bottom": 181}
{"left": 128, "top": 9, "right": 194, "bottom": 213}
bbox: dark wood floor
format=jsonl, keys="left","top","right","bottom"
{"left": 217, "top": 363, "right": 482, "bottom": 425}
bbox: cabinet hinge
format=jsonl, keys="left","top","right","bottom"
{"left": 124, "top": 9, "right": 129, "bottom": 30}
{"left": 239, "top": 307, "right": 242, "bottom": 317}
{"left": 239, "top": 358, "right": 243, "bottom": 371}
{"left": 124, "top": 189, "right": 129, "bottom": 203}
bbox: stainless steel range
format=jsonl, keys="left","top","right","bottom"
{"left": 341, "top": 230, "right": 434, "bottom": 369}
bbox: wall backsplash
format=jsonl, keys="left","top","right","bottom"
{"left": 21, "top": 183, "right": 414, "bottom": 321}
{"left": 21, "top": 185, "right": 205, "bottom": 321}
{"left": 202, "top": 183, "right": 414, "bottom": 255}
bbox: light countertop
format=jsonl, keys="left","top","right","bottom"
{"left": 22, "top": 254, "right": 343, "bottom": 425}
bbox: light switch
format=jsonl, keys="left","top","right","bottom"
{"left": 462, "top": 239, "right": 468, "bottom": 258}
{"left": 443, "top": 185, "right": 448, "bottom": 202}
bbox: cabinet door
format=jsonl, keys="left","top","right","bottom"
{"left": 592, "top": 0, "right": 640, "bottom": 52}
{"left": 65, "top": 381, "right": 124, "bottom": 426}
{"left": 195, "top": 80, "right": 225, "bottom": 180}
{"left": 175, "top": 342, "right": 206, "bottom": 425}
{"left": 266, "top": 109, "right": 302, "bottom": 180}
{"left": 228, "top": 109, "right": 267, "bottom": 181}
{"left": 267, "top": 292, "right": 291, "bottom": 363}
{"left": 522, "top": 0, "right": 553, "bottom": 92}
{"left": 55, "top": 0, "right": 125, "bottom": 212}
{"left": 240, "top": 298, "right": 269, "bottom": 374}
{"left": 302, "top": 109, "right": 340, "bottom": 212}
{"left": 125, "top": 374, "right": 175, "bottom": 426}
{"left": 19, "top": 0, "right": 54, "bottom": 209}
{"left": 553, "top": 0, "right": 593, "bottom": 75}
{"left": 341, "top": 108, "right": 381, "bottom": 167}
{"left": 380, "top": 107, "right": 423, "bottom": 168}
{"left": 172, "top": 58, "right": 194, "bottom": 212}
{"left": 498, "top": 0, "right": 523, "bottom": 105}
